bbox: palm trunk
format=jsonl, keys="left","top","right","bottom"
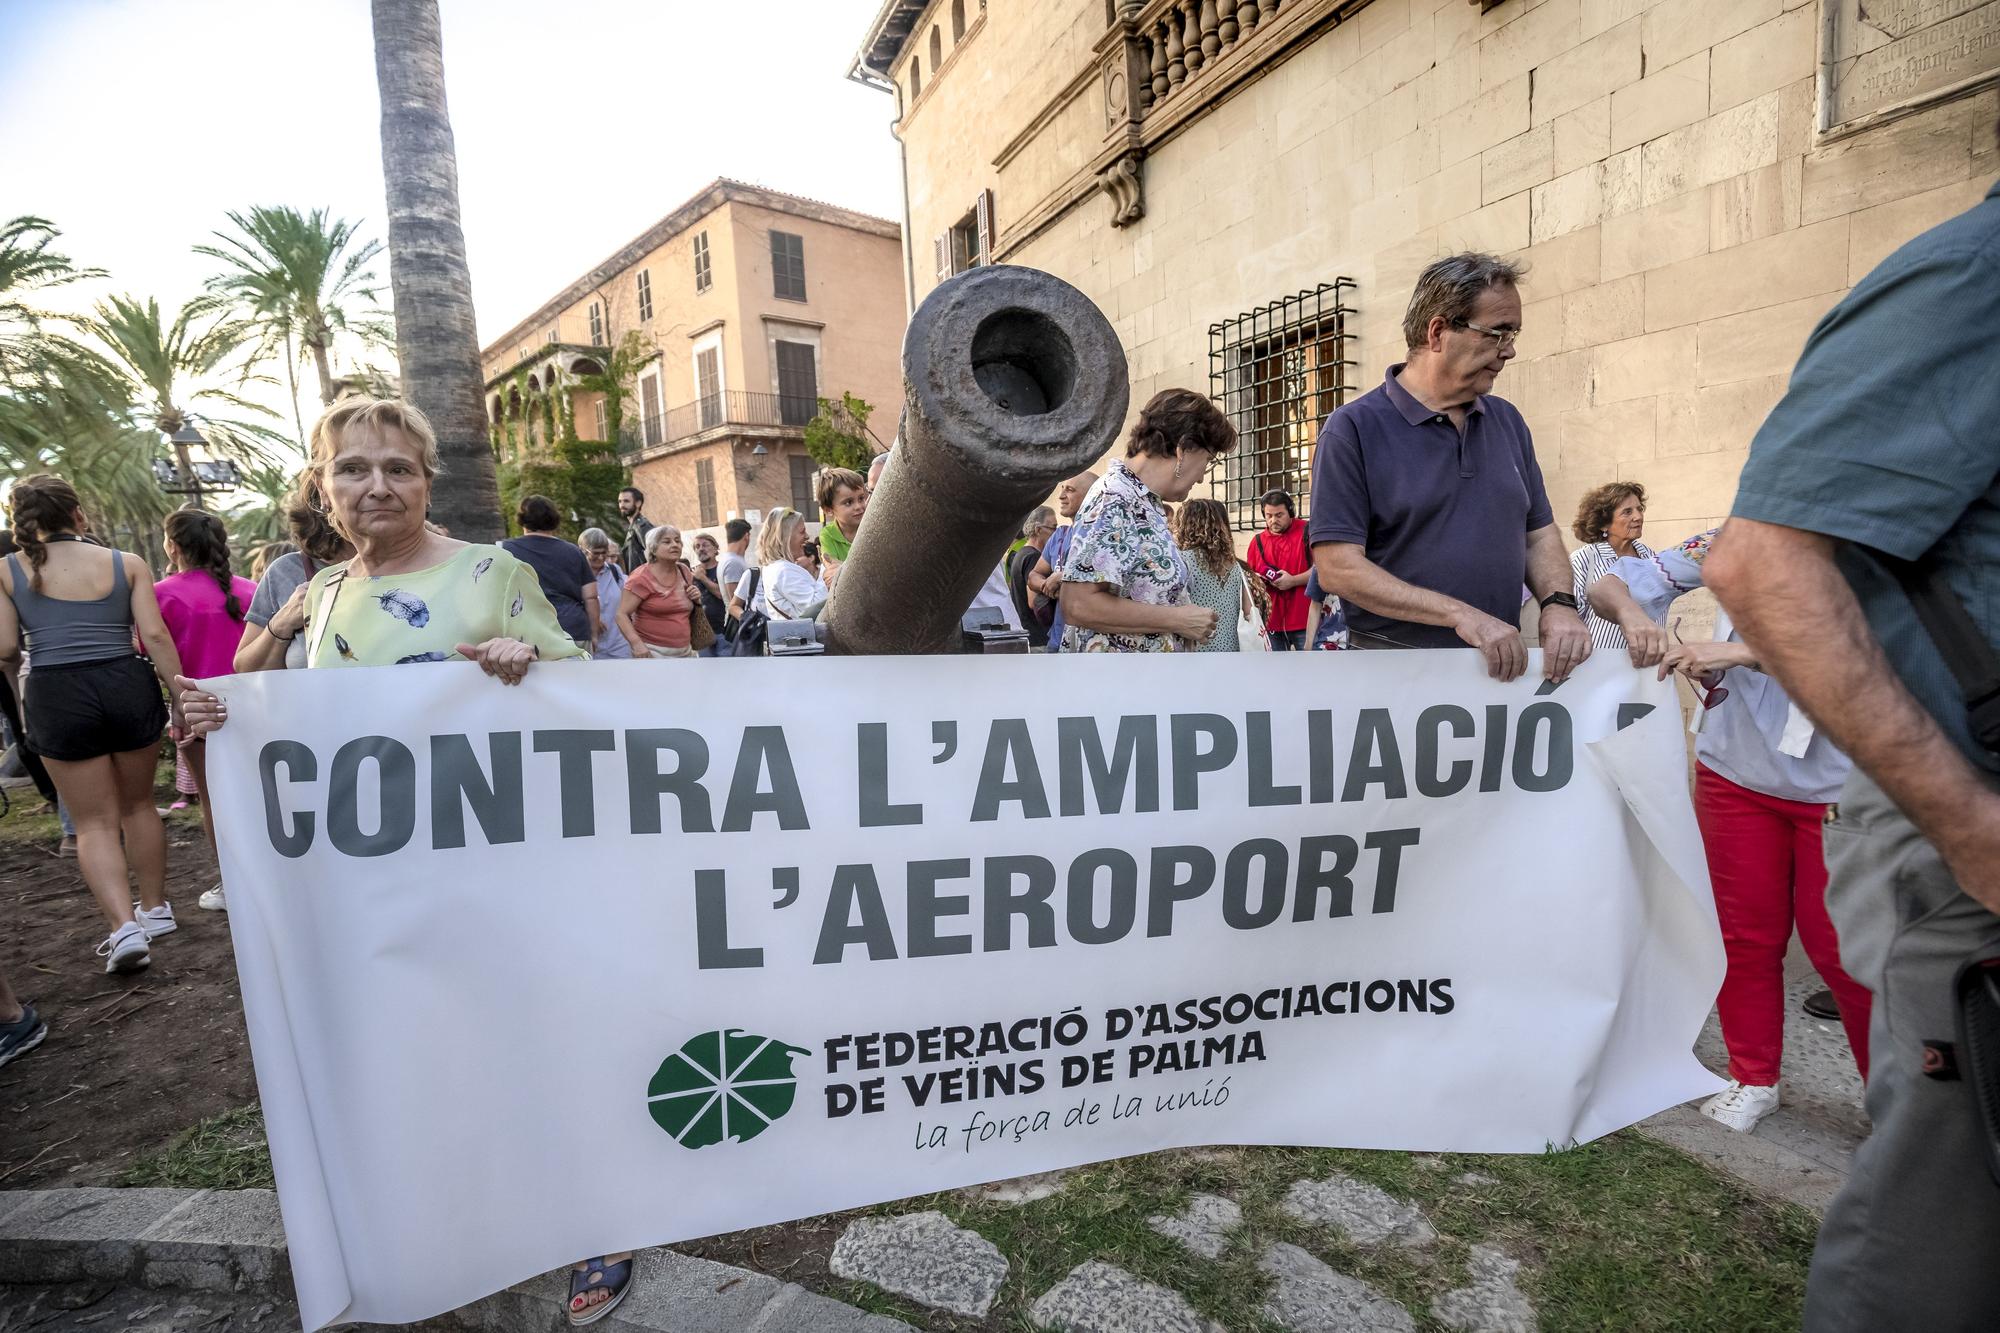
{"left": 309, "top": 338, "right": 337, "bottom": 406}
{"left": 371, "top": 0, "right": 501, "bottom": 541}
{"left": 283, "top": 327, "right": 308, "bottom": 448}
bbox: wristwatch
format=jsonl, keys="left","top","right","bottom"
{"left": 1538, "top": 592, "right": 1580, "bottom": 612}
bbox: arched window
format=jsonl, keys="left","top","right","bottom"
{"left": 952, "top": 0, "right": 966, "bottom": 41}
{"left": 910, "top": 54, "right": 921, "bottom": 99}
{"left": 929, "top": 25, "right": 942, "bottom": 72}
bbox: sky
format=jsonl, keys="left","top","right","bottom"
{"left": 0, "top": 0, "right": 905, "bottom": 433}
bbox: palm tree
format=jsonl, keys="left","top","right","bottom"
{"left": 0, "top": 216, "right": 120, "bottom": 435}
{"left": 82, "top": 293, "right": 290, "bottom": 508}
{"left": 372, "top": 0, "right": 501, "bottom": 541}
{"left": 194, "top": 205, "right": 393, "bottom": 446}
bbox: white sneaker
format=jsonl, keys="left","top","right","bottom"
{"left": 198, "top": 885, "right": 226, "bottom": 912}
{"left": 133, "top": 902, "right": 177, "bottom": 939}
{"left": 96, "top": 921, "right": 151, "bottom": 974}
{"left": 1701, "top": 1079, "right": 1781, "bottom": 1133}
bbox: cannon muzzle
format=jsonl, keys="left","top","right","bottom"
{"left": 823, "top": 264, "right": 1129, "bottom": 655}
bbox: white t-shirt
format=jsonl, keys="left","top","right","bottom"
{"left": 966, "top": 561, "right": 1023, "bottom": 629}
{"left": 718, "top": 549, "right": 749, "bottom": 598}
{"left": 735, "top": 560, "right": 824, "bottom": 620}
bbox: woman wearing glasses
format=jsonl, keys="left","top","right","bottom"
{"left": 1587, "top": 529, "right": 1868, "bottom": 1136}
{"left": 1057, "top": 388, "right": 1236, "bottom": 654}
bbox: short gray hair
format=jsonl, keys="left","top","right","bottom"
{"left": 1402, "top": 252, "right": 1527, "bottom": 349}
{"left": 644, "top": 523, "right": 682, "bottom": 560}
{"left": 577, "top": 527, "right": 613, "bottom": 552}
{"left": 1021, "top": 505, "right": 1057, "bottom": 539}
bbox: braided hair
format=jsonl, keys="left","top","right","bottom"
{"left": 165, "top": 508, "right": 244, "bottom": 622}
{"left": 6, "top": 474, "right": 85, "bottom": 592}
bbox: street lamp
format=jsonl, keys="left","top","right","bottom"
{"left": 153, "top": 422, "right": 241, "bottom": 509}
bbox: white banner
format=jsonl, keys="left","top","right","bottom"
{"left": 203, "top": 651, "right": 1724, "bottom": 1330}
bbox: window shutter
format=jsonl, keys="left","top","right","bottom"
{"left": 975, "top": 190, "right": 994, "bottom": 266}
{"left": 935, "top": 233, "right": 952, "bottom": 281}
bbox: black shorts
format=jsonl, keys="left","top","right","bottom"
{"left": 23, "top": 655, "right": 168, "bottom": 763}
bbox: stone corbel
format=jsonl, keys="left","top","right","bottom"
{"left": 1100, "top": 150, "right": 1147, "bottom": 228}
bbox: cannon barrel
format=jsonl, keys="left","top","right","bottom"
{"left": 823, "top": 264, "right": 1130, "bottom": 655}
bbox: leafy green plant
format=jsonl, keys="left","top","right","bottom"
{"left": 803, "top": 392, "right": 881, "bottom": 474}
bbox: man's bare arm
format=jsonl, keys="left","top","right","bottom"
{"left": 1523, "top": 524, "right": 1571, "bottom": 603}
{"left": 1706, "top": 518, "right": 2000, "bottom": 911}
{"left": 1523, "top": 523, "right": 1592, "bottom": 681}
{"left": 1313, "top": 542, "right": 1473, "bottom": 629}
{"left": 1313, "top": 542, "right": 1527, "bottom": 680}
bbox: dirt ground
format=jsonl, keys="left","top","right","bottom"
{"left": 0, "top": 797, "right": 256, "bottom": 1191}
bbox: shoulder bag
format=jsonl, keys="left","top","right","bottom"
{"left": 728, "top": 568, "right": 769, "bottom": 658}
{"left": 685, "top": 567, "right": 717, "bottom": 651}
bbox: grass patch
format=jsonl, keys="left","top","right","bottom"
{"left": 117, "top": 1104, "right": 273, "bottom": 1190}
{"left": 828, "top": 1133, "right": 1816, "bottom": 1331}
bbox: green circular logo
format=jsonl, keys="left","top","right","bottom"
{"left": 647, "top": 1029, "right": 809, "bottom": 1149}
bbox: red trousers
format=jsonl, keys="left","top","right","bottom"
{"left": 1694, "top": 764, "right": 1871, "bottom": 1086}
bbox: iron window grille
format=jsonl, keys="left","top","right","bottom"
{"left": 694, "top": 232, "right": 712, "bottom": 293}
{"left": 637, "top": 269, "right": 653, "bottom": 322}
{"left": 1208, "top": 280, "right": 1357, "bottom": 532}
{"left": 771, "top": 230, "right": 807, "bottom": 302}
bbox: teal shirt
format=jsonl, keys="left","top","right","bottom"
{"left": 1731, "top": 177, "right": 2000, "bottom": 773}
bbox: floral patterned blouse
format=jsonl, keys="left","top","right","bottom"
{"left": 1057, "top": 459, "right": 1191, "bottom": 653}
{"left": 301, "top": 545, "right": 586, "bottom": 668}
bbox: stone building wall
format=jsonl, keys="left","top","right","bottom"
{"left": 878, "top": 0, "right": 2000, "bottom": 549}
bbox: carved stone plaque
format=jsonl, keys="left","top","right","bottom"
{"left": 1821, "top": 1, "right": 2000, "bottom": 134}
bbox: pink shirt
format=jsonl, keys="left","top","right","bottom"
{"left": 156, "top": 570, "right": 258, "bottom": 679}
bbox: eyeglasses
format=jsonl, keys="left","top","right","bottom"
{"left": 1671, "top": 618, "right": 1730, "bottom": 710}
{"left": 1456, "top": 319, "right": 1521, "bottom": 348}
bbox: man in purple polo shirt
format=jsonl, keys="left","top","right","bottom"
{"left": 1308, "top": 253, "right": 1591, "bottom": 683}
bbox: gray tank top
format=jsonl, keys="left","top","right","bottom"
{"left": 7, "top": 550, "right": 137, "bottom": 666}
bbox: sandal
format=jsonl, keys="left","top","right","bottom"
{"left": 568, "top": 1254, "right": 635, "bottom": 1326}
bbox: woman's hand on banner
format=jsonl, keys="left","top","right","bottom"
{"left": 1619, "top": 615, "right": 1670, "bottom": 669}
{"left": 455, "top": 638, "right": 538, "bottom": 685}
{"left": 175, "top": 675, "right": 227, "bottom": 739}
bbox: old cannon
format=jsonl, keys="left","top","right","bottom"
{"left": 823, "top": 264, "right": 1130, "bottom": 656}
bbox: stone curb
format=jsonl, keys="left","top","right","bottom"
{"left": 0, "top": 1188, "right": 908, "bottom": 1331}
{"left": 1634, "top": 1104, "right": 1845, "bottom": 1214}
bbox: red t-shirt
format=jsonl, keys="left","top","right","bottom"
{"left": 1248, "top": 522, "right": 1311, "bottom": 632}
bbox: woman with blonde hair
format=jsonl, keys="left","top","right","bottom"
{"left": 1172, "top": 497, "right": 1254, "bottom": 652}
{"left": 734, "top": 507, "right": 824, "bottom": 622}
{"left": 0, "top": 475, "right": 186, "bottom": 973}
{"left": 616, "top": 524, "right": 701, "bottom": 658}
{"left": 180, "top": 398, "right": 584, "bottom": 704}
{"left": 174, "top": 399, "right": 626, "bottom": 1325}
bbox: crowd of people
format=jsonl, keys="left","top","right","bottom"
{"left": 1, "top": 168, "right": 1995, "bottom": 1327}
